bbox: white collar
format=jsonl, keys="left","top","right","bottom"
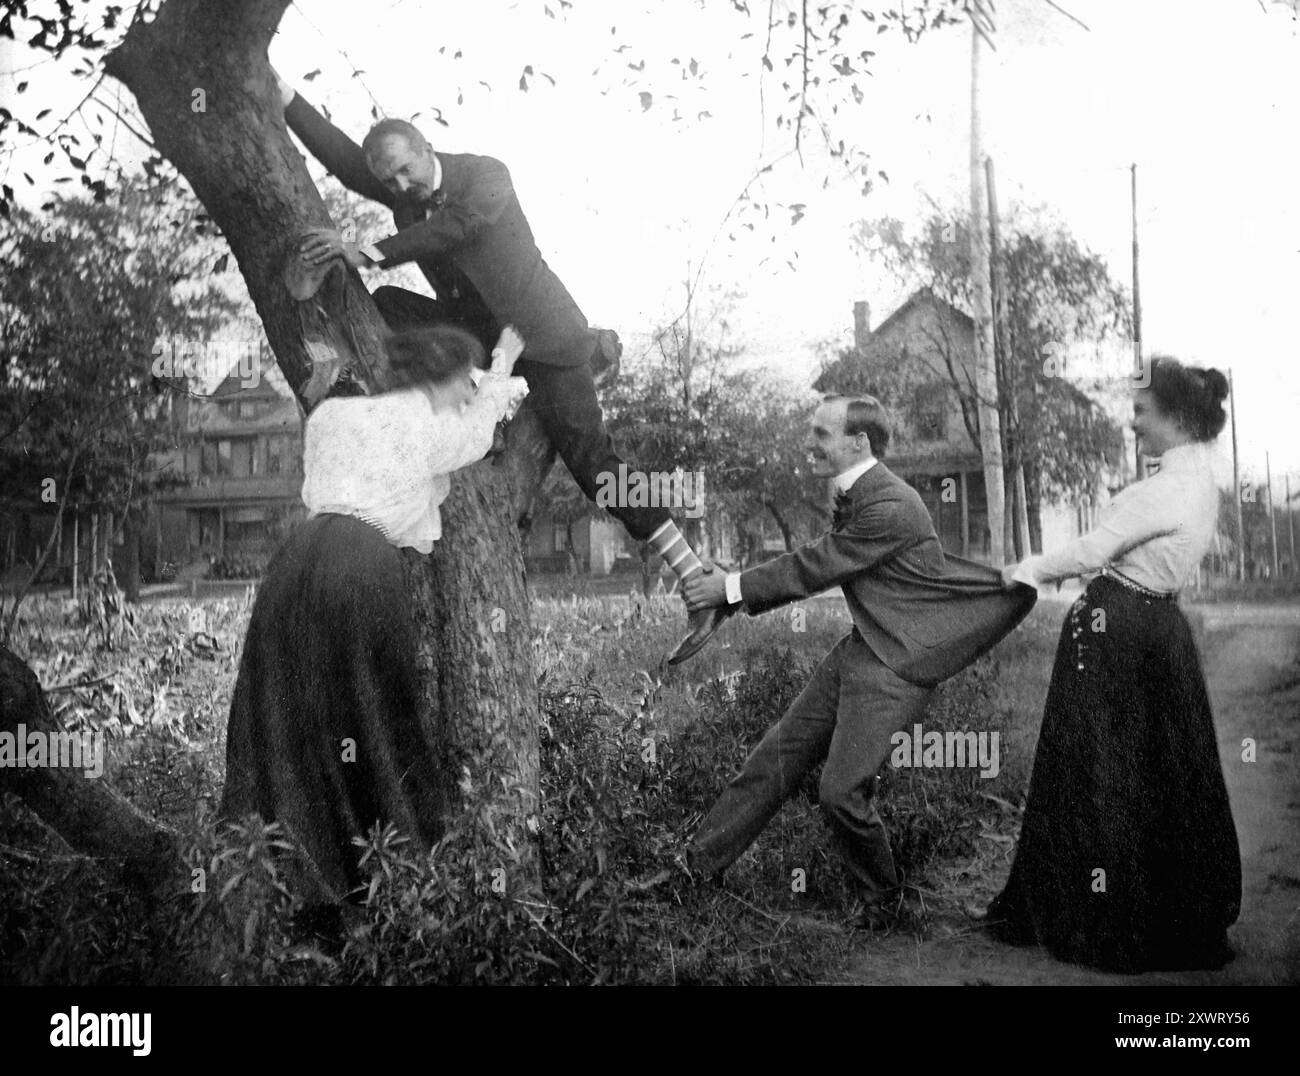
{"left": 1155, "top": 441, "right": 1211, "bottom": 471}
{"left": 432, "top": 154, "right": 442, "bottom": 195}
{"left": 834, "top": 457, "right": 877, "bottom": 494}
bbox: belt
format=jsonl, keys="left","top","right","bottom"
{"left": 1100, "top": 565, "right": 1176, "bottom": 601}
{"left": 317, "top": 509, "right": 395, "bottom": 543}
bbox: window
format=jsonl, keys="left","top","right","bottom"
{"left": 226, "top": 519, "right": 269, "bottom": 543}
{"left": 915, "top": 385, "right": 947, "bottom": 442}
{"left": 200, "top": 441, "right": 218, "bottom": 477}
{"left": 267, "top": 436, "right": 288, "bottom": 476}
{"left": 553, "top": 523, "right": 567, "bottom": 552}
{"left": 217, "top": 440, "right": 234, "bottom": 477}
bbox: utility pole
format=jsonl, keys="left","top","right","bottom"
{"left": 1266, "top": 451, "right": 1280, "bottom": 579}
{"left": 1229, "top": 370, "right": 1245, "bottom": 581}
{"left": 969, "top": 7, "right": 1005, "bottom": 565}
{"left": 1131, "top": 162, "right": 1144, "bottom": 480}
{"left": 1287, "top": 473, "right": 1296, "bottom": 577}
{"left": 986, "top": 156, "right": 1030, "bottom": 559}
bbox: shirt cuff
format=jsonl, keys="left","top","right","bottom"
{"left": 469, "top": 367, "right": 486, "bottom": 387}
{"left": 359, "top": 243, "right": 383, "bottom": 267}
{"left": 1010, "top": 557, "right": 1041, "bottom": 588}
{"left": 724, "top": 572, "right": 743, "bottom": 606}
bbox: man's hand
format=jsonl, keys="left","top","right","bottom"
{"left": 299, "top": 228, "right": 370, "bottom": 269}
{"left": 491, "top": 325, "right": 525, "bottom": 376}
{"left": 683, "top": 565, "right": 728, "bottom": 612}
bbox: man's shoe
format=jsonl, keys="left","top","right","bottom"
{"left": 667, "top": 605, "right": 735, "bottom": 666}
{"left": 852, "top": 901, "right": 899, "bottom": 932}
{"left": 626, "top": 848, "right": 697, "bottom": 893}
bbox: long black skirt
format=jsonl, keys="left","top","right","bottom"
{"left": 220, "top": 514, "right": 443, "bottom": 901}
{"left": 988, "top": 574, "right": 1241, "bottom": 973}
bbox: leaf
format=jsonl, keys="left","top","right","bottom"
{"left": 17, "top": 81, "right": 26, "bottom": 93}
{"left": 302, "top": 68, "right": 321, "bottom": 81}
{"left": 37, "top": 109, "right": 51, "bottom": 121}
{"left": 638, "top": 91, "right": 653, "bottom": 111}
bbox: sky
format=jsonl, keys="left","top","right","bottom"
{"left": 2, "top": 0, "right": 1298, "bottom": 491}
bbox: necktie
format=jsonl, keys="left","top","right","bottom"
{"left": 832, "top": 490, "right": 853, "bottom": 531}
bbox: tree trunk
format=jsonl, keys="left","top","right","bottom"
{"left": 764, "top": 500, "right": 796, "bottom": 553}
{"left": 121, "top": 509, "right": 142, "bottom": 604}
{"left": 7, "top": 0, "right": 548, "bottom": 882}
{"left": 0, "top": 643, "right": 180, "bottom": 899}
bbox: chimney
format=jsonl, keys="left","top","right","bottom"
{"left": 853, "top": 301, "right": 871, "bottom": 352}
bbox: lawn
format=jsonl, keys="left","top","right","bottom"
{"left": 1, "top": 580, "right": 1066, "bottom": 984}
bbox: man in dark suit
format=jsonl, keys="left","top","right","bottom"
{"left": 682, "top": 393, "right": 1036, "bottom": 924}
{"left": 273, "top": 73, "right": 725, "bottom": 660}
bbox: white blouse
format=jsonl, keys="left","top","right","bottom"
{"left": 301, "top": 369, "right": 528, "bottom": 553}
{"left": 1012, "top": 441, "right": 1220, "bottom": 594}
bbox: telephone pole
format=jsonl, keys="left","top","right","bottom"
{"left": 1229, "top": 369, "right": 1245, "bottom": 581}
{"left": 1266, "top": 451, "right": 1280, "bottom": 578}
{"left": 969, "top": 6, "right": 1005, "bottom": 565}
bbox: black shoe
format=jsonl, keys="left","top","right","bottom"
{"left": 626, "top": 848, "right": 697, "bottom": 893}
{"left": 667, "top": 605, "right": 735, "bottom": 666}
{"left": 852, "top": 900, "right": 899, "bottom": 932}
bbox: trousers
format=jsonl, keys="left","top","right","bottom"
{"left": 371, "top": 284, "right": 669, "bottom": 541}
{"left": 690, "top": 630, "right": 935, "bottom": 900}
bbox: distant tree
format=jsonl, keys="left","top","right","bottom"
{"left": 825, "top": 209, "right": 1128, "bottom": 550}
{"left": 0, "top": 183, "right": 236, "bottom": 632}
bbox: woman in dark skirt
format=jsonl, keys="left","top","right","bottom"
{"left": 220, "top": 323, "right": 527, "bottom": 901}
{"left": 986, "top": 357, "right": 1241, "bottom": 973}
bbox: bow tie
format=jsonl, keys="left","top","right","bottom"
{"left": 412, "top": 189, "right": 447, "bottom": 215}
{"left": 832, "top": 490, "right": 853, "bottom": 531}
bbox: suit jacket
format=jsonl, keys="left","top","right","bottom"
{"left": 285, "top": 95, "right": 592, "bottom": 367}
{"left": 739, "top": 462, "right": 1037, "bottom": 685}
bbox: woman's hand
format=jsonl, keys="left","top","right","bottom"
{"left": 271, "top": 66, "right": 295, "bottom": 109}
{"left": 1001, "top": 563, "right": 1022, "bottom": 588}
{"left": 491, "top": 325, "right": 525, "bottom": 376}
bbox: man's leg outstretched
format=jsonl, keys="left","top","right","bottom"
{"left": 516, "top": 355, "right": 730, "bottom": 662}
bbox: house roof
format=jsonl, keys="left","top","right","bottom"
{"left": 869, "top": 287, "right": 973, "bottom": 342}
{"left": 815, "top": 287, "right": 974, "bottom": 392}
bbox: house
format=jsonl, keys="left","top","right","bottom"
{"left": 148, "top": 360, "right": 305, "bottom": 576}
{"left": 816, "top": 290, "right": 1127, "bottom": 561}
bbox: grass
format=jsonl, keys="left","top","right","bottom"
{"left": 0, "top": 580, "right": 1070, "bottom": 985}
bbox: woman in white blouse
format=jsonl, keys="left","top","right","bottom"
{"left": 220, "top": 323, "right": 527, "bottom": 906}
{"left": 985, "top": 357, "right": 1240, "bottom": 973}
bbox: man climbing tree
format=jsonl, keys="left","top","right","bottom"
{"left": 273, "top": 70, "right": 729, "bottom": 665}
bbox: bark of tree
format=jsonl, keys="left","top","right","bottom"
{"left": 0, "top": 0, "right": 547, "bottom": 891}
{"left": 120, "top": 509, "right": 142, "bottom": 604}
{"left": 0, "top": 643, "right": 180, "bottom": 899}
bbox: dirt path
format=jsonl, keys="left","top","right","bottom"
{"left": 831, "top": 603, "right": 1300, "bottom": 985}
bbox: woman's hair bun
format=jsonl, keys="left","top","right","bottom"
{"left": 1201, "top": 367, "right": 1229, "bottom": 403}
